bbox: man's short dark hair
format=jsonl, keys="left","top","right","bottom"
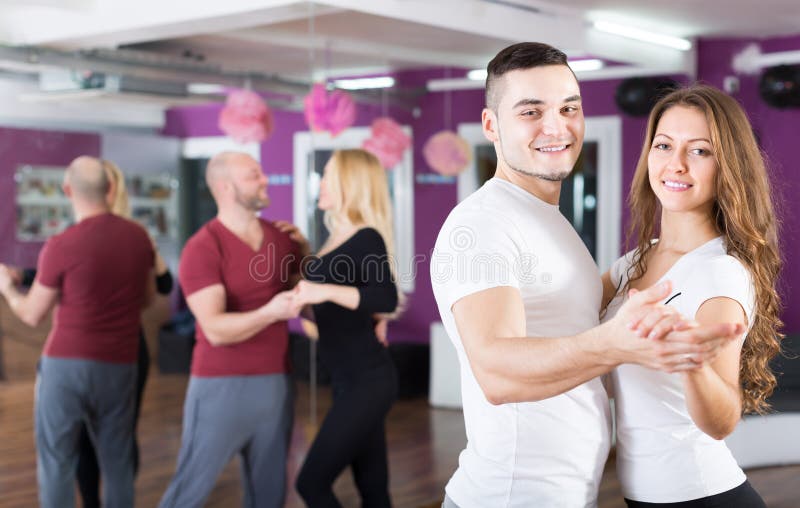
{"left": 485, "top": 42, "right": 570, "bottom": 111}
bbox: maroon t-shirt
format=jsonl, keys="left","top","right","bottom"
{"left": 179, "top": 218, "right": 300, "bottom": 377}
{"left": 37, "top": 213, "right": 154, "bottom": 364}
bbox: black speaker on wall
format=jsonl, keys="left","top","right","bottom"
{"left": 759, "top": 65, "right": 800, "bottom": 109}
{"left": 615, "top": 77, "right": 679, "bottom": 116}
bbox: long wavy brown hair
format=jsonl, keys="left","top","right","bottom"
{"left": 625, "top": 84, "right": 783, "bottom": 414}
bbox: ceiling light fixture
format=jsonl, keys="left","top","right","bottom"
{"left": 467, "top": 69, "right": 487, "bottom": 81}
{"left": 464, "top": 58, "right": 605, "bottom": 82}
{"left": 593, "top": 21, "right": 692, "bottom": 51}
{"left": 187, "top": 83, "right": 226, "bottom": 94}
{"left": 568, "top": 58, "right": 604, "bottom": 72}
{"left": 333, "top": 76, "right": 395, "bottom": 90}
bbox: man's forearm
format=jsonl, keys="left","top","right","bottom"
{"left": 202, "top": 306, "right": 280, "bottom": 346}
{"left": 1, "top": 286, "right": 39, "bottom": 327}
{"left": 470, "top": 323, "right": 620, "bottom": 404}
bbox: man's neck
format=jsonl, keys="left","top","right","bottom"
{"left": 494, "top": 164, "right": 562, "bottom": 205}
{"left": 72, "top": 202, "right": 110, "bottom": 222}
{"left": 217, "top": 206, "right": 261, "bottom": 240}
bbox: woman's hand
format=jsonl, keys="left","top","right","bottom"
{"left": 0, "top": 264, "right": 14, "bottom": 293}
{"left": 293, "top": 280, "right": 330, "bottom": 306}
{"left": 274, "top": 220, "right": 311, "bottom": 257}
{"left": 374, "top": 318, "right": 389, "bottom": 347}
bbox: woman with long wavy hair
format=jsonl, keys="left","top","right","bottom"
{"left": 601, "top": 84, "right": 782, "bottom": 507}
{"left": 280, "top": 148, "right": 401, "bottom": 507}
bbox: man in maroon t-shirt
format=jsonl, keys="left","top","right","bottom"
{"left": 159, "top": 152, "right": 305, "bottom": 508}
{"left": 0, "top": 156, "right": 154, "bottom": 508}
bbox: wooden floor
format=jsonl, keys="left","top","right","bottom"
{"left": 2, "top": 302, "right": 799, "bottom": 507}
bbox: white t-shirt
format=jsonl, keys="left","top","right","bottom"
{"left": 604, "top": 237, "right": 754, "bottom": 503}
{"left": 430, "top": 178, "right": 611, "bottom": 508}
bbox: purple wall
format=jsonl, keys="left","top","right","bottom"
{"left": 163, "top": 101, "right": 411, "bottom": 224}
{"left": 0, "top": 128, "right": 100, "bottom": 268}
{"left": 163, "top": 36, "right": 800, "bottom": 340}
{"left": 696, "top": 35, "right": 800, "bottom": 334}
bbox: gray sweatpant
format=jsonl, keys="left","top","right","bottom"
{"left": 35, "top": 356, "right": 136, "bottom": 508}
{"left": 159, "top": 373, "right": 293, "bottom": 508}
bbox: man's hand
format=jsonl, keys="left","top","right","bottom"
{"left": 274, "top": 220, "right": 311, "bottom": 258}
{"left": 604, "top": 281, "right": 744, "bottom": 373}
{"left": 265, "top": 290, "right": 303, "bottom": 321}
{"left": 607, "top": 282, "right": 675, "bottom": 339}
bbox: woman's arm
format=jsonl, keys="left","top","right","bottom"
{"left": 682, "top": 296, "right": 747, "bottom": 439}
{"left": 293, "top": 229, "right": 398, "bottom": 314}
{"left": 295, "top": 282, "right": 361, "bottom": 310}
{"left": 601, "top": 271, "right": 618, "bottom": 310}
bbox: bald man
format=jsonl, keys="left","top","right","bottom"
{"left": 159, "top": 152, "right": 305, "bottom": 508}
{"left": 0, "top": 156, "right": 155, "bottom": 508}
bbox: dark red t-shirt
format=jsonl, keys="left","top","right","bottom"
{"left": 37, "top": 213, "right": 154, "bottom": 364}
{"left": 179, "top": 218, "right": 300, "bottom": 377}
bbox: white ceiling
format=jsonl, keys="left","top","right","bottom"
{"left": 0, "top": 0, "right": 798, "bottom": 127}
{"left": 2, "top": 0, "right": 799, "bottom": 76}
{"left": 558, "top": 0, "right": 800, "bottom": 38}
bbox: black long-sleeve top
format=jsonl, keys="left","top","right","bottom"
{"left": 303, "top": 227, "right": 398, "bottom": 382}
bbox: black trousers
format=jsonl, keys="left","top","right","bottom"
{"left": 296, "top": 363, "right": 397, "bottom": 508}
{"left": 625, "top": 480, "right": 766, "bottom": 508}
{"left": 76, "top": 334, "right": 149, "bottom": 508}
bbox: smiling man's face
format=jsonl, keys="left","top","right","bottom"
{"left": 485, "top": 64, "right": 585, "bottom": 182}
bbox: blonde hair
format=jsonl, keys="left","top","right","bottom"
{"left": 625, "top": 84, "right": 783, "bottom": 414}
{"left": 103, "top": 160, "right": 131, "bottom": 218}
{"left": 325, "top": 150, "right": 396, "bottom": 260}
{"left": 324, "top": 149, "right": 404, "bottom": 311}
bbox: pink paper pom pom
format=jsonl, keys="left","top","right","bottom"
{"left": 362, "top": 117, "right": 411, "bottom": 169}
{"left": 423, "top": 130, "right": 472, "bottom": 176}
{"left": 218, "top": 89, "right": 274, "bottom": 143}
{"left": 304, "top": 83, "right": 356, "bottom": 137}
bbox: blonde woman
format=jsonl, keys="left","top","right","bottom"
{"left": 603, "top": 85, "right": 781, "bottom": 507}
{"left": 75, "top": 161, "right": 173, "bottom": 508}
{"left": 284, "top": 149, "right": 400, "bottom": 507}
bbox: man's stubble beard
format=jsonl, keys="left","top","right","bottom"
{"left": 496, "top": 125, "right": 574, "bottom": 182}
{"left": 234, "top": 185, "right": 269, "bottom": 211}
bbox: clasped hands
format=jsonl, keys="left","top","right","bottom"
{"left": 265, "top": 280, "right": 327, "bottom": 321}
{"left": 266, "top": 280, "right": 389, "bottom": 346}
{"left": 608, "top": 281, "right": 744, "bottom": 373}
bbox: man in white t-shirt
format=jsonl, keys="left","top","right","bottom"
{"left": 430, "top": 42, "right": 744, "bottom": 508}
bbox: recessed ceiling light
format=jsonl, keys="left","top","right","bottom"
{"left": 332, "top": 76, "right": 395, "bottom": 90}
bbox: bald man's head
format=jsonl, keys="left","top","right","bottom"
{"left": 65, "top": 156, "right": 110, "bottom": 204}
{"left": 205, "top": 151, "right": 269, "bottom": 211}
{"left": 205, "top": 151, "right": 252, "bottom": 187}
{"left": 205, "top": 152, "right": 254, "bottom": 191}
